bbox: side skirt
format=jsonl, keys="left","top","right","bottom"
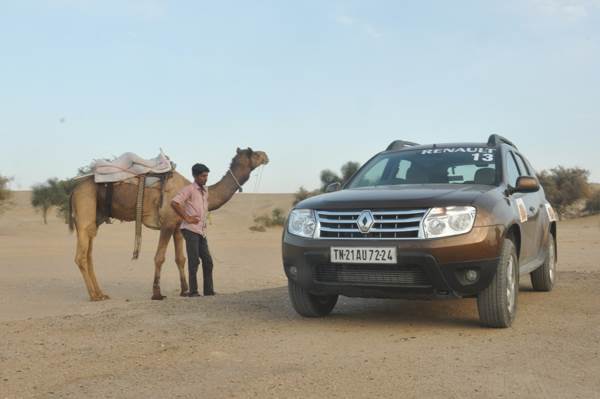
{"left": 519, "top": 251, "right": 546, "bottom": 275}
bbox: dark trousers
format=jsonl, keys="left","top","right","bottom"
{"left": 181, "top": 229, "right": 214, "bottom": 295}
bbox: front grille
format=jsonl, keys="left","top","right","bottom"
{"left": 315, "top": 264, "right": 431, "bottom": 287}
{"left": 316, "top": 209, "right": 427, "bottom": 239}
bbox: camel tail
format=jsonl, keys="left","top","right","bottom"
{"left": 68, "top": 192, "right": 75, "bottom": 233}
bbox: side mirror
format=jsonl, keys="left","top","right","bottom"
{"left": 325, "top": 182, "right": 342, "bottom": 193}
{"left": 514, "top": 176, "right": 540, "bottom": 193}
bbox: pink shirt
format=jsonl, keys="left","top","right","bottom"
{"left": 172, "top": 182, "right": 209, "bottom": 236}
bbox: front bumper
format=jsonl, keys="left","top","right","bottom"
{"left": 282, "top": 225, "right": 504, "bottom": 299}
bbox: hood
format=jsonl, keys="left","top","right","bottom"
{"left": 296, "top": 184, "right": 495, "bottom": 210}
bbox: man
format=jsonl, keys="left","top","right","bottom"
{"left": 171, "top": 163, "right": 215, "bottom": 297}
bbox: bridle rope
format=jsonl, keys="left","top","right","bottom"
{"left": 228, "top": 169, "right": 243, "bottom": 193}
{"left": 249, "top": 165, "right": 265, "bottom": 216}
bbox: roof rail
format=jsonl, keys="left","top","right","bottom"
{"left": 487, "top": 134, "right": 517, "bottom": 149}
{"left": 386, "top": 140, "right": 420, "bottom": 151}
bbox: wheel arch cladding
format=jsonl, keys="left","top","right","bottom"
{"left": 550, "top": 221, "right": 557, "bottom": 260}
{"left": 505, "top": 224, "right": 521, "bottom": 260}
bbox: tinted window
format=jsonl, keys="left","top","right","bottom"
{"left": 505, "top": 152, "right": 521, "bottom": 187}
{"left": 348, "top": 147, "right": 498, "bottom": 188}
{"left": 354, "top": 158, "right": 389, "bottom": 187}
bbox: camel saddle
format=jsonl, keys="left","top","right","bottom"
{"left": 92, "top": 151, "right": 174, "bottom": 184}
{"left": 91, "top": 151, "right": 175, "bottom": 260}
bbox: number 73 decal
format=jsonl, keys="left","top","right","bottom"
{"left": 472, "top": 153, "right": 494, "bottom": 161}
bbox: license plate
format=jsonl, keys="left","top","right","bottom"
{"left": 330, "top": 247, "right": 397, "bottom": 264}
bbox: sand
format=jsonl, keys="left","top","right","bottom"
{"left": 1, "top": 191, "right": 599, "bottom": 398}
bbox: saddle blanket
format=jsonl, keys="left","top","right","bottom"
{"left": 92, "top": 151, "right": 173, "bottom": 184}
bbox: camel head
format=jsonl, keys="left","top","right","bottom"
{"left": 234, "top": 147, "right": 269, "bottom": 171}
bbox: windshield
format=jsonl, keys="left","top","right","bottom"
{"left": 347, "top": 147, "right": 498, "bottom": 188}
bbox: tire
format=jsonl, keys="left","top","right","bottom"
{"left": 288, "top": 279, "right": 338, "bottom": 317}
{"left": 530, "top": 232, "right": 556, "bottom": 292}
{"left": 477, "top": 239, "right": 519, "bottom": 328}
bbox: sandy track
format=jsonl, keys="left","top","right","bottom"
{"left": 1, "top": 192, "right": 599, "bottom": 398}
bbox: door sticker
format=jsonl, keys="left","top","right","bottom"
{"left": 516, "top": 198, "right": 528, "bottom": 223}
{"left": 545, "top": 203, "right": 557, "bottom": 222}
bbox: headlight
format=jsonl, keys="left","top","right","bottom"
{"left": 287, "top": 209, "right": 317, "bottom": 238}
{"left": 422, "top": 206, "right": 476, "bottom": 238}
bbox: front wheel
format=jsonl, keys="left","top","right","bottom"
{"left": 288, "top": 279, "right": 338, "bottom": 317}
{"left": 477, "top": 239, "right": 519, "bottom": 328}
{"left": 530, "top": 232, "right": 556, "bottom": 292}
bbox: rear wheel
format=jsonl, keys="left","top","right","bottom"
{"left": 477, "top": 239, "right": 519, "bottom": 328}
{"left": 530, "top": 232, "right": 556, "bottom": 291}
{"left": 288, "top": 279, "right": 338, "bottom": 317}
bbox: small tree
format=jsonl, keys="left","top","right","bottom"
{"left": 319, "top": 161, "right": 361, "bottom": 192}
{"left": 31, "top": 178, "right": 70, "bottom": 224}
{"left": 537, "top": 167, "right": 591, "bottom": 219}
{"left": 320, "top": 169, "right": 342, "bottom": 192}
{"left": 55, "top": 179, "right": 77, "bottom": 223}
{"left": 0, "top": 174, "right": 12, "bottom": 214}
{"left": 294, "top": 161, "right": 361, "bottom": 206}
{"left": 341, "top": 161, "right": 360, "bottom": 183}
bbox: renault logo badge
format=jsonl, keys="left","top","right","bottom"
{"left": 357, "top": 210, "right": 374, "bottom": 233}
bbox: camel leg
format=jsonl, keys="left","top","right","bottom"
{"left": 87, "top": 237, "right": 110, "bottom": 300}
{"left": 72, "top": 178, "right": 107, "bottom": 301}
{"left": 173, "top": 229, "right": 189, "bottom": 296}
{"left": 74, "top": 227, "right": 102, "bottom": 301}
{"left": 152, "top": 227, "right": 173, "bottom": 300}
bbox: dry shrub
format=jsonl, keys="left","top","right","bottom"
{"left": 585, "top": 190, "right": 600, "bottom": 215}
{"left": 249, "top": 208, "right": 286, "bottom": 232}
{"left": 249, "top": 225, "right": 267, "bottom": 232}
{"left": 0, "top": 174, "right": 13, "bottom": 214}
{"left": 537, "top": 166, "right": 591, "bottom": 219}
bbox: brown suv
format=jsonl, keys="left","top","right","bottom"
{"left": 282, "top": 135, "right": 557, "bottom": 328}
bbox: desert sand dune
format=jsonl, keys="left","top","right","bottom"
{"left": 0, "top": 191, "right": 293, "bottom": 320}
{"left": 1, "top": 192, "right": 599, "bottom": 398}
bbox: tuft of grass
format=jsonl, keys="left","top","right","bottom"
{"left": 249, "top": 225, "right": 267, "bottom": 232}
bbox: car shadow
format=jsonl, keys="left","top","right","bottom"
{"left": 211, "top": 286, "right": 482, "bottom": 329}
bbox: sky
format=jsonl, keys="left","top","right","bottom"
{"left": 1, "top": 0, "right": 599, "bottom": 192}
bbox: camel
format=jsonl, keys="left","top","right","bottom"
{"left": 69, "top": 148, "right": 269, "bottom": 301}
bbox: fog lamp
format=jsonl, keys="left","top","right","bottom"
{"left": 289, "top": 266, "right": 298, "bottom": 276}
{"left": 465, "top": 269, "right": 478, "bottom": 283}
